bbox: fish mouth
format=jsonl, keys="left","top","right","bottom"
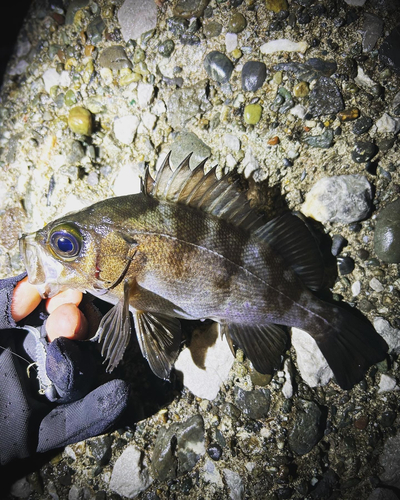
{"left": 19, "top": 233, "right": 65, "bottom": 298}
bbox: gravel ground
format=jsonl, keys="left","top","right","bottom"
{"left": 1, "top": 0, "right": 400, "bottom": 498}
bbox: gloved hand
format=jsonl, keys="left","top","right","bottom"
{"left": 0, "top": 273, "right": 129, "bottom": 466}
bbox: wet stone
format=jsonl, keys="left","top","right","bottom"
{"left": 338, "top": 256, "right": 355, "bottom": 275}
{"left": 67, "top": 140, "right": 85, "bottom": 163}
{"left": 244, "top": 103, "right": 262, "bottom": 125}
{"left": 86, "top": 16, "right": 105, "bottom": 45}
{"left": 308, "top": 77, "right": 344, "bottom": 117}
{"left": 331, "top": 234, "right": 347, "bottom": 256}
{"left": 303, "top": 128, "right": 334, "bottom": 148}
{"left": 293, "top": 81, "right": 309, "bottom": 97}
{"left": 207, "top": 443, "right": 223, "bottom": 461}
{"left": 288, "top": 400, "right": 324, "bottom": 455}
{"left": 167, "top": 16, "right": 189, "bottom": 35}
{"left": 204, "top": 20, "right": 222, "bottom": 38}
{"left": 88, "top": 436, "right": 112, "bottom": 465}
{"left": 173, "top": 0, "right": 210, "bottom": 19}
{"left": 379, "top": 25, "right": 400, "bottom": 75}
{"left": 352, "top": 116, "right": 373, "bottom": 135}
{"left": 374, "top": 198, "right": 400, "bottom": 263}
{"left": 241, "top": 61, "right": 267, "bottom": 92}
{"left": 158, "top": 39, "right": 175, "bottom": 57}
{"left": 266, "top": 0, "right": 288, "bottom": 12}
{"left": 338, "top": 108, "right": 359, "bottom": 121}
{"left": 68, "top": 106, "right": 92, "bottom": 135}
{"left": 180, "top": 33, "right": 201, "bottom": 45}
{"left": 98, "top": 46, "right": 132, "bottom": 70}
{"left": 204, "top": 51, "right": 234, "bottom": 84}
{"left": 228, "top": 12, "right": 247, "bottom": 33}
{"left": 361, "top": 13, "right": 383, "bottom": 52}
{"left": 151, "top": 415, "right": 205, "bottom": 481}
{"left": 351, "top": 140, "right": 378, "bottom": 163}
{"left": 234, "top": 387, "right": 271, "bottom": 419}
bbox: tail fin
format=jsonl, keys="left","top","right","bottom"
{"left": 310, "top": 304, "right": 388, "bottom": 390}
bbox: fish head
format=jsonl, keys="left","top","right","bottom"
{"left": 19, "top": 216, "right": 103, "bottom": 298}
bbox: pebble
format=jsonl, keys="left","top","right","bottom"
{"left": 173, "top": 0, "right": 210, "bottom": 18}
{"left": 370, "top": 277, "right": 384, "bottom": 292}
{"left": 376, "top": 113, "right": 400, "bottom": 134}
{"left": 293, "top": 81, "right": 309, "bottom": 97}
{"left": 68, "top": 107, "right": 92, "bottom": 135}
{"left": 98, "top": 46, "right": 132, "bottom": 70}
{"left": 118, "top": 0, "right": 157, "bottom": 42}
{"left": 260, "top": 39, "right": 308, "bottom": 54}
{"left": 352, "top": 116, "right": 373, "bottom": 135}
{"left": 151, "top": 415, "right": 205, "bottom": 481}
{"left": 223, "top": 469, "right": 244, "bottom": 500}
{"left": 9, "top": 477, "right": 32, "bottom": 499}
{"left": 331, "top": 234, "right": 347, "bottom": 256}
{"left": 204, "top": 51, "right": 234, "bottom": 84}
{"left": 308, "top": 77, "right": 344, "bottom": 117}
{"left": 158, "top": 39, "right": 175, "bottom": 57}
{"left": 291, "top": 328, "right": 333, "bottom": 387}
{"left": 351, "top": 141, "right": 378, "bottom": 163}
{"left": 113, "top": 115, "right": 140, "bottom": 144}
{"left": 167, "top": 82, "right": 209, "bottom": 128}
{"left": 137, "top": 82, "right": 155, "bottom": 108}
{"left": 374, "top": 198, "right": 400, "bottom": 263}
{"left": 224, "top": 133, "right": 241, "bottom": 152}
{"left": 42, "top": 68, "right": 62, "bottom": 94}
{"left": 86, "top": 16, "right": 105, "bottom": 45}
{"left": 65, "top": 0, "right": 89, "bottom": 25}
{"left": 288, "top": 399, "right": 324, "bottom": 455}
{"left": 301, "top": 175, "right": 372, "bottom": 224}
{"left": 378, "top": 374, "right": 398, "bottom": 394}
{"left": 207, "top": 443, "right": 223, "bottom": 461}
{"left": 174, "top": 323, "right": 234, "bottom": 400}
{"left": 234, "top": 387, "right": 271, "bottom": 419}
{"left": 167, "top": 16, "right": 189, "bottom": 35}
{"left": 303, "top": 128, "right": 334, "bottom": 148}
{"left": 361, "top": 13, "right": 383, "bottom": 53}
{"left": 374, "top": 318, "right": 400, "bottom": 353}
{"left": 228, "top": 12, "right": 247, "bottom": 33}
{"left": 204, "top": 20, "right": 222, "bottom": 38}
{"left": 338, "top": 256, "right": 355, "bottom": 275}
{"left": 241, "top": 61, "right": 267, "bottom": 92}
{"left": 379, "top": 25, "right": 400, "bottom": 75}
{"left": 337, "top": 108, "right": 359, "bottom": 121}
{"left": 109, "top": 445, "right": 153, "bottom": 498}
{"left": 351, "top": 280, "right": 361, "bottom": 296}
{"left": 243, "top": 104, "right": 262, "bottom": 125}
{"left": 379, "top": 432, "right": 400, "bottom": 488}
{"left": 225, "top": 33, "right": 238, "bottom": 53}
{"left": 265, "top": 0, "right": 288, "bottom": 11}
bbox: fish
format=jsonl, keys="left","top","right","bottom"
{"left": 19, "top": 153, "right": 388, "bottom": 390}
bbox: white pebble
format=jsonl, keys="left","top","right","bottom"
{"left": 378, "top": 374, "right": 398, "bottom": 393}
{"left": 224, "top": 133, "right": 241, "bottom": 152}
{"left": 260, "top": 39, "right": 308, "bottom": 54}
{"left": 113, "top": 115, "right": 140, "bottom": 145}
{"left": 118, "top": 0, "right": 157, "bottom": 42}
{"left": 376, "top": 113, "right": 400, "bottom": 134}
{"left": 137, "top": 82, "right": 155, "bottom": 108}
{"left": 370, "top": 277, "right": 384, "bottom": 292}
{"left": 42, "top": 68, "right": 61, "bottom": 94}
{"left": 109, "top": 446, "right": 153, "bottom": 498}
{"left": 290, "top": 104, "right": 307, "bottom": 119}
{"left": 225, "top": 33, "right": 238, "bottom": 53}
{"left": 141, "top": 111, "right": 157, "bottom": 131}
{"left": 351, "top": 280, "right": 361, "bottom": 296}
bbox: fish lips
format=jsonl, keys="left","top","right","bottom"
{"left": 19, "top": 233, "right": 65, "bottom": 298}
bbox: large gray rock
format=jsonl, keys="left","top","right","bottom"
{"left": 109, "top": 446, "right": 153, "bottom": 498}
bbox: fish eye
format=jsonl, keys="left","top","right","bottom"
{"left": 49, "top": 224, "right": 82, "bottom": 260}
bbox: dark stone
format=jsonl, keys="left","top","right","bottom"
{"left": 88, "top": 436, "right": 112, "bottom": 465}
{"left": 379, "top": 25, "right": 400, "bottom": 74}
{"left": 180, "top": 34, "right": 201, "bottom": 45}
{"left": 87, "top": 16, "right": 105, "bottom": 45}
{"left": 158, "top": 39, "right": 175, "bottom": 57}
{"left": 65, "top": 0, "right": 89, "bottom": 24}
{"left": 308, "top": 77, "right": 344, "bottom": 117}
{"left": 207, "top": 443, "right": 223, "bottom": 460}
{"left": 303, "top": 128, "right": 334, "bottom": 148}
{"left": 269, "top": 20, "right": 284, "bottom": 31}
{"left": 173, "top": 0, "right": 210, "bottom": 19}
{"left": 351, "top": 141, "right": 378, "bottom": 163}
{"left": 331, "top": 234, "right": 347, "bottom": 256}
{"left": 167, "top": 16, "right": 189, "bottom": 35}
{"left": 234, "top": 387, "right": 271, "bottom": 419}
{"left": 204, "top": 51, "right": 234, "bottom": 83}
{"left": 98, "top": 46, "right": 132, "bottom": 70}
{"left": 241, "top": 61, "right": 267, "bottom": 92}
{"left": 376, "top": 138, "right": 395, "bottom": 152}
{"left": 297, "top": 10, "right": 311, "bottom": 24}
{"left": 204, "top": 20, "right": 222, "bottom": 38}
{"left": 274, "top": 59, "right": 336, "bottom": 82}
{"left": 338, "top": 256, "right": 355, "bottom": 275}
{"left": 228, "top": 12, "right": 247, "bottom": 33}
{"left": 288, "top": 400, "right": 324, "bottom": 455}
{"left": 361, "top": 13, "right": 383, "bottom": 53}
{"left": 352, "top": 116, "right": 373, "bottom": 135}
{"left": 379, "top": 410, "right": 396, "bottom": 428}
{"left": 374, "top": 198, "right": 400, "bottom": 263}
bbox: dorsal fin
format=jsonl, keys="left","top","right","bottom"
{"left": 253, "top": 212, "right": 325, "bottom": 291}
{"left": 143, "top": 152, "right": 265, "bottom": 232}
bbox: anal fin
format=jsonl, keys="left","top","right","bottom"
{"left": 222, "top": 322, "right": 288, "bottom": 374}
{"left": 133, "top": 311, "right": 182, "bottom": 380}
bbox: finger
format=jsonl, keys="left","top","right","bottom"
{"left": 46, "top": 303, "right": 88, "bottom": 342}
{"left": 11, "top": 276, "right": 42, "bottom": 322}
{"left": 45, "top": 289, "right": 83, "bottom": 314}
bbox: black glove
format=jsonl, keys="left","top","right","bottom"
{"left": 0, "top": 275, "right": 129, "bottom": 466}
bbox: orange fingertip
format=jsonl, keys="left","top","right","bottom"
{"left": 45, "top": 289, "right": 83, "bottom": 314}
{"left": 11, "top": 276, "right": 42, "bottom": 322}
{"left": 46, "top": 303, "right": 88, "bottom": 342}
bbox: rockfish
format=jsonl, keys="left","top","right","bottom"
{"left": 19, "top": 154, "right": 387, "bottom": 389}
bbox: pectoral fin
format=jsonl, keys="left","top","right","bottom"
{"left": 133, "top": 311, "right": 181, "bottom": 380}
{"left": 96, "top": 280, "right": 132, "bottom": 372}
{"left": 222, "top": 322, "right": 288, "bottom": 374}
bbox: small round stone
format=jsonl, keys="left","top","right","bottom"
{"left": 338, "top": 256, "right": 355, "bottom": 275}
{"left": 352, "top": 116, "right": 373, "bottom": 135}
{"left": 337, "top": 107, "right": 359, "bottom": 121}
{"left": 265, "top": 0, "right": 288, "bottom": 12}
{"left": 68, "top": 106, "right": 93, "bottom": 135}
{"left": 293, "top": 81, "right": 309, "bottom": 97}
{"left": 204, "top": 51, "right": 234, "bottom": 83}
{"left": 64, "top": 89, "right": 77, "bottom": 106}
{"left": 207, "top": 443, "right": 223, "bottom": 461}
{"left": 228, "top": 12, "right": 247, "bottom": 33}
{"left": 158, "top": 39, "right": 175, "bottom": 57}
{"left": 374, "top": 198, "right": 400, "bottom": 263}
{"left": 241, "top": 61, "right": 267, "bottom": 92}
{"left": 244, "top": 104, "right": 262, "bottom": 124}
{"left": 204, "top": 20, "right": 222, "bottom": 38}
{"left": 351, "top": 141, "right": 378, "bottom": 163}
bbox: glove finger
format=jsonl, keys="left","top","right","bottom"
{"left": 37, "top": 379, "right": 129, "bottom": 453}
{"left": 46, "top": 337, "right": 96, "bottom": 403}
